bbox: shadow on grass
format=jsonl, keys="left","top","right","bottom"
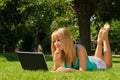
{"left": 0, "top": 52, "right": 53, "bottom": 61}
{"left": 112, "top": 55, "right": 120, "bottom": 63}
{"left": 112, "top": 61, "right": 120, "bottom": 63}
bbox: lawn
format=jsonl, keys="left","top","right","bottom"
{"left": 0, "top": 52, "right": 120, "bottom": 80}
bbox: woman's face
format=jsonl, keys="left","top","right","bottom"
{"left": 53, "top": 38, "right": 63, "bottom": 51}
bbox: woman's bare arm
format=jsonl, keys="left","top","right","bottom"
{"left": 55, "top": 46, "right": 87, "bottom": 72}
{"left": 77, "top": 46, "right": 87, "bottom": 71}
{"left": 53, "top": 49, "right": 63, "bottom": 70}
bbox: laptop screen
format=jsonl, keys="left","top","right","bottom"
{"left": 17, "top": 51, "right": 48, "bottom": 71}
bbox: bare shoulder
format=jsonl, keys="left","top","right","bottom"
{"left": 77, "top": 44, "right": 86, "bottom": 51}
{"left": 77, "top": 44, "right": 87, "bottom": 56}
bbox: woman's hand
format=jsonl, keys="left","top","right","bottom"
{"left": 53, "top": 49, "right": 63, "bottom": 70}
{"left": 56, "top": 66, "right": 65, "bottom": 72}
{"left": 54, "top": 49, "right": 62, "bottom": 61}
{"left": 56, "top": 66, "right": 79, "bottom": 72}
{"left": 55, "top": 49, "right": 61, "bottom": 54}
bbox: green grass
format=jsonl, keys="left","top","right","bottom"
{"left": 0, "top": 53, "right": 120, "bottom": 80}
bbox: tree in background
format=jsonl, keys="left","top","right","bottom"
{"left": 0, "top": 0, "right": 73, "bottom": 53}
{"left": 0, "top": 0, "right": 28, "bottom": 52}
{"left": 23, "top": 0, "right": 70, "bottom": 53}
{"left": 72, "top": 0, "right": 120, "bottom": 55}
{"left": 0, "top": 0, "right": 120, "bottom": 54}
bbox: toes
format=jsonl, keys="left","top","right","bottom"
{"left": 103, "top": 24, "right": 110, "bottom": 31}
{"left": 97, "top": 23, "right": 110, "bottom": 43}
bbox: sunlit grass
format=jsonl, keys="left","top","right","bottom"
{"left": 0, "top": 53, "right": 120, "bottom": 80}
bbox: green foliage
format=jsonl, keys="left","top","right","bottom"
{"left": 50, "top": 0, "right": 77, "bottom": 32}
{"left": 1, "top": 0, "right": 120, "bottom": 53}
{"left": 51, "top": 14, "right": 77, "bottom": 32}
{"left": 91, "top": 21, "right": 104, "bottom": 40}
{"left": 109, "top": 20, "right": 120, "bottom": 52}
{"left": 91, "top": 20, "right": 120, "bottom": 53}
{"left": 94, "top": 0, "right": 120, "bottom": 22}
{"left": 0, "top": 0, "right": 33, "bottom": 52}
{"left": 67, "top": 26, "right": 79, "bottom": 41}
{"left": 0, "top": 0, "right": 74, "bottom": 52}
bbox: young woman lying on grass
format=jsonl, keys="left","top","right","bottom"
{"left": 51, "top": 24, "right": 112, "bottom": 72}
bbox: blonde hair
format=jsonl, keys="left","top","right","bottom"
{"left": 51, "top": 28, "right": 74, "bottom": 64}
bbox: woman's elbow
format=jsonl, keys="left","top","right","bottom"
{"left": 79, "top": 68, "right": 86, "bottom": 71}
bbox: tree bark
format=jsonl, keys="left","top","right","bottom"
{"left": 78, "top": 14, "right": 91, "bottom": 55}
{"left": 73, "top": 0, "right": 96, "bottom": 55}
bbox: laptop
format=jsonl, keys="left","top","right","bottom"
{"left": 17, "top": 51, "right": 48, "bottom": 71}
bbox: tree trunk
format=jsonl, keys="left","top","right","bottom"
{"left": 78, "top": 14, "right": 91, "bottom": 55}
{"left": 73, "top": 0, "right": 96, "bottom": 55}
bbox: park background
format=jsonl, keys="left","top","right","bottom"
{"left": 0, "top": 0, "right": 120, "bottom": 80}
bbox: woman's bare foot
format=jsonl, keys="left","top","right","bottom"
{"left": 97, "top": 28, "right": 104, "bottom": 44}
{"left": 103, "top": 23, "right": 110, "bottom": 39}
{"left": 97, "top": 23, "right": 110, "bottom": 44}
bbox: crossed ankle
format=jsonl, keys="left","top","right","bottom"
{"left": 103, "top": 37, "right": 109, "bottom": 41}
{"left": 97, "top": 40, "right": 103, "bottom": 45}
